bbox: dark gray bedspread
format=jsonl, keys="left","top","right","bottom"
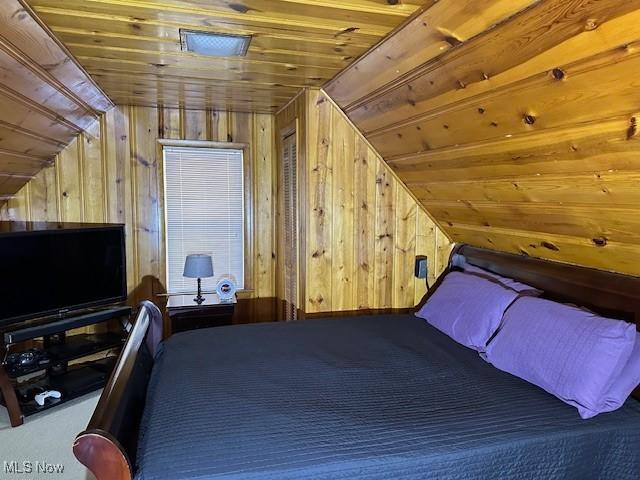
{"left": 135, "top": 315, "right": 640, "bottom": 480}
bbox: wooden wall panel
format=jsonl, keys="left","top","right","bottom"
{"left": 353, "top": 141, "right": 377, "bottom": 310}
{"left": 414, "top": 208, "right": 437, "bottom": 303}
{"left": 373, "top": 159, "right": 396, "bottom": 310}
{"left": 276, "top": 89, "right": 451, "bottom": 314}
{"left": 27, "top": 164, "right": 57, "bottom": 221}
{"left": 57, "top": 138, "right": 83, "bottom": 221}
{"left": 81, "top": 121, "right": 106, "bottom": 223}
{"left": 2, "top": 106, "right": 277, "bottom": 303}
{"left": 0, "top": 0, "right": 111, "bottom": 198}
{"left": 331, "top": 105, "right": 356, "bottom": 311}
{"left": 393, "top": 188, "right": 417, "bottom": 309}
{"left": 325, "top": 0, "right": 640, "bottom": 277}
{"left": 304, "top": 91, "right": 335, "bottom": 312}
{"left": 252, "top": 113, "right": 277, "bottom": 298}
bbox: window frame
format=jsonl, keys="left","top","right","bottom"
{"left": 158, "top": 139, "right": 254, "bottom": 296}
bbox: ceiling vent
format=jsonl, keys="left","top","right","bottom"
{"left": 179, "top": 29, "right": 251, "bottom": 57}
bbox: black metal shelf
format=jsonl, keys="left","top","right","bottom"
{"left": 48, "top": 332, "right": 124, "bottom": 364}
{"left": 6, "top": 332, "right": 124, "bottom": 379}
{"left": 10, "top": 357, "right": 117, "bottom": 417}
{"left": 1, "top": 305, "right": 131, "bottom": 426}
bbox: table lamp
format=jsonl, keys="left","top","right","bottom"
{"left": 183, "top": 254, "right": 214, "bottom": 305}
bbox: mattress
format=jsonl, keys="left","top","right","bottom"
{"left": 135, "top": 315, "right": 640, "bottom": 480}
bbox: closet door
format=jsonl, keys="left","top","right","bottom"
{"left": 281, "top": 131, "right": 298, "bottom": 319}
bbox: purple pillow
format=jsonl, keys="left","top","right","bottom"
{"left": 462, "top": 262, "right": 542, "bottom": 295}
{"left": 416, "top": 272, "right": 519, "bottom": 352}
{"left": 600, "top": 333, "right": 640, "bottom": 412}
{"left": 484, "top": 297, "right": 636, "bottom": 419}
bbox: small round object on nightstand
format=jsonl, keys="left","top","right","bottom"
{"left": 215, "top": 278, "right": 237, "bottom": 302}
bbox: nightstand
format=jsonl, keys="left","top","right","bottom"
{"left": 167, "top": 293, "right": 237, "bottom": 335}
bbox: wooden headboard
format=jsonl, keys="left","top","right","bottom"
{"left": 450, "top": 245, "right": 640, "bottom": 327}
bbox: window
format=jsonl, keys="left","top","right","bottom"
{"left": 163, "top": 146, "right": 244, "bottom": 294}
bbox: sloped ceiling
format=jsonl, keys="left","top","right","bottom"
{"left": 25, "top": 0, "right": 424, "bottom": 113}
{"left": 325, "top": 0, "right": 640, "bottom": 276}
{"left": 0, "top": 0, "right": 112, "bottom": 199}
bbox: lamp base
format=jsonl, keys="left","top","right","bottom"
{"left": 193, "top": 277, "right": 205, "bottom": 305}
{"left": 193, "top": 295, "right": 205, "bottom": 305}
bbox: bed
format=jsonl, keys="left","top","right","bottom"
{"left": 73, "top": 245, "right": 640, "bottom": 480}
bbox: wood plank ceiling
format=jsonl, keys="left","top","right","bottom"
{"left": 325, "top": 0, "right": 640, "bottom": 276}
{"left": 25, "top": 0, "right": 424, "bottom": 113}
{"left": 0, "top": 0, "right": 112, "bottom": 199}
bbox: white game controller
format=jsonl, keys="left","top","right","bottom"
{"left": 34, "top": 390, "right": 61, "bottom": 406}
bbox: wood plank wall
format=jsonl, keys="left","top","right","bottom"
{"left": 0, "top": 0, "right": 112, "bottom": 198}
{"left": 325, "top": 0, "right": 640, "bottom": 277}
{"left": 276, "top": 89, "right": 452, "bottom": 314}
{"left": 0, "top": 106, "right": 277, "bottom": 304}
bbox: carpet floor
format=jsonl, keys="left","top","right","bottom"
{"left": 0, "top": 390, "right": 100, "bottom": 480}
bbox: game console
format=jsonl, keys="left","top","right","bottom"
{"left": 34, "top": 390, "right": 61, "bottom": 406}
{"left": 6, "top": 348, "right": 50, "bottom": 376}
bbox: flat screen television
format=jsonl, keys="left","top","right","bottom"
{"left": 0, "top": 223, "right": 127, "bottom": 327}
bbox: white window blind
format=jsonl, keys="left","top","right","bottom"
{"left": 163, "top": 146, "right": 244, "bottom": 294}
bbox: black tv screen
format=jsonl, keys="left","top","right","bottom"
{"left": 0, "top": 225, "right": 126, "bottom": 326}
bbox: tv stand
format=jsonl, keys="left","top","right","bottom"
{"left": 0, "top": 305, "right": 131, "bottom": 427}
